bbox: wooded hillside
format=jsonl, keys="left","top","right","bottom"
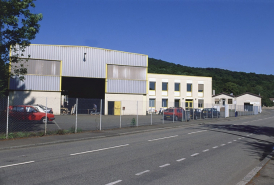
{"left": 148, "top": 58, "right": 274, "bottom": 106}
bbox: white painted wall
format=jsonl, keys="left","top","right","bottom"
{"left": 9, "top": 91, "right": 61, "bottom": 115}
{"left": 105, "top": 93, "right": 147, "bottom": 115}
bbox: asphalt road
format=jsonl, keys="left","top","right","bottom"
{"left": 0, "top": 110, "right": 273, "bottom": 185}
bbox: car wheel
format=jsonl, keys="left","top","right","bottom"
{"left": 41, "top": 117, "right": 49, "bottom": 124}
{"left": 175, "top": 116, "right": 178, "bottom": 121}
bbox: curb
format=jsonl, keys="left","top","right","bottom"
{"left": 236, "top": 148, "right": 274, "bottom": 185}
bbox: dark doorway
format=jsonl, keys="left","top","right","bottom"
{"left": 62, "top": 77, "right": 105, "bottom": 99}
{"left": 108, "top": 101, "right": 114, "bottom": 115}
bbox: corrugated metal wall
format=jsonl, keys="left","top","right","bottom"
{"left": 107, "top": 79, "right": 146, "bottom": 94}
{"left": 13, "top": 45, "right": 147, "bottom": 78}
{"left": 10, "top": 75, "right": 60, "bottom": 91}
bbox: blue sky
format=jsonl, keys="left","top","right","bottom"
{"left": 31, "top": 0, "right": 274, "bottom": 75}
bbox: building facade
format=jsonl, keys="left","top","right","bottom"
{"left": 9, "top": 44, "right": 215, "bottom": 115}
{"left": 147, "top": 73, "right": 212, "bottom": 112}
{"left": 9, "top": 44, "right": 148, "bottom": 115}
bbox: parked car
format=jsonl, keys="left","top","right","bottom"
{"left": 202, "top": 108, "right": 220, "bottom": 118}
{"left": 188, "top": 108, "right": 202, "bottom": 120}
{"left": 163, "top": 107, "right": 190, "bottom": 121}
{"left": 33, "top": 104, "right": 53, "bottom": 114}
{"left": 9, "top": 105, "right": 55, "bottom": 124}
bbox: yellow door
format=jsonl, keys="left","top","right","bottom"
{"left": 185, "top": 100, "right": 193, "bottom": 109}
{"left": 114, "top": 101, "right": 121, "bottom": 115}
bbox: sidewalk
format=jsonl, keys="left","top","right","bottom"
{"left": 0, "top": 115, "right": 273, "bottom": 185}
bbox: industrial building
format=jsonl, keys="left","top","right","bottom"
{"left": 9, "top": 44, "right": 147, "bottom": 115}
{"left": 9, "top": 44, "right": 262, "bottom": 116}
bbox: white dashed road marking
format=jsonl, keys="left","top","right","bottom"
{"left": 191, "top": 153, "right": 199, "bottom": 157}
{"left": 159, "top": 164, "right": 170, "bottom": 168}
{"left": 135, "top": 170, "right": 150, "bottom": 176}
{"left": 203, "top": 149, "right": 209, "bottom": 152}
{"left": 188, "top": 130, "right": 207, "bottom": 135}
{"left": 105, "top": 180, "right": 122, "bottom": 185}
{"left": 220, "top": 144, "right": 226, "bottom": 146}
{"left": 70, "top": 144, "right": 129, "bottom": 156}
{"left": 228, "top": 142, "right": 232, "bottom": 144}
{"left": 213, "top": 146, "right": 218, "bottom": 149}
{"left": 0, "top": 161, "right": 35, "bottom": 169}
{"left": 176, "top": 158, "right": 186, "bottom": 162}
{"left": 148, "top": 135, "right": 178, "bottom": 142}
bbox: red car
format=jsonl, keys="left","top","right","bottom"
{"left": 9, "top": 105, "right": 55, "bottom": 124}
{"left": 163, "top": 107, "right": 190, "bottom": 121}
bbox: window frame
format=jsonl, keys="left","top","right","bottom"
{"left": 174, "top": 83, "right": 180, "bottom": 92}
{"left": 149, "top": 82, "right": 156, "bottom": 91}
{"left": 162, "top": 82, "right": 168, "bottom": 91}
{"left": 162, "top": 99, "right": 168, "bottom": 108}
{"left": 187, "top": 83, "right": 192, "bottom": 92}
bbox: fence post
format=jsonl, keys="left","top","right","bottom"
{"left": 163, "top": 108, "right": 165, "bottom": 124}
{"left": 6, "top": 96, "right": 9, "bottom": 139}
{"left": 75, "top": 98, "right": 78, "bottom": 133}
{"left": 100, "top": 99, "right": 102, "bottom": 130}
{"left": 173, "top": 107, "right": 174, "bottom": 123}
{"left": 45, "top": 97, "right": 47, "bottom": 135}
{"left": 120, "top": 101, "right": 122, "bottom": 128}
{"left": 151, "top": 105, "right": 152, "bottom": 125}
{"left": 137, "top": 101, "right": 138, "bottom": 127}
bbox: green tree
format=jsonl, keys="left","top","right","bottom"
{"left": 0, "top": 0, "right": 42, "bottom": 96}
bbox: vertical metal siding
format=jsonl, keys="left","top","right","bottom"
{"left": 10, "top": 75, "right": 60, "bottom": 91}
{"left": 14, "top": 45, "right": 147, "bottom": 78}
{"left": 107, "top": 79, "right": 146, "bottom": 94}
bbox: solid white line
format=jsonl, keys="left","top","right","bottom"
{"left": 148, "top": 135, "right": 178, "bottom": 141}
{"left": 70, "top": 144, "right": 129, "bottom": 156}
{"left": 228, "top": 142, "right": 232, "bottom": 144}
{"left": 221, "top": 144, "right": 226, "bottom": 146}
{"left": 176, "top": 158, "right": 186, "bottom": 162}
{"left": 188, "top": 130, "right": 207, "bottom": 135}
{"left": 105, "top": 180, "right": 122, "bottom": 185}
{"left": 159, "top": 163, "right": 170, "bottom": 168}
{"left": 0, "top": 161, "right": 35, "bottom": 169}
{"left": 203, "top": 149, "right": 209, "bottom": 152}
{"left": 135, "top": 170, "right": 150, "bottom": 176}
{"left": 191, "top": 153, "right": 199, "bottom": 157}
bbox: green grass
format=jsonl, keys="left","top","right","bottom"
{"left": 0, "top": 126, "right": 83, "bottom": 140}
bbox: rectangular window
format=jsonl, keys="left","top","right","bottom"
{"left": 198, "top": 84, "right": 204, "bottom": 92}
{"left": 107, "top": 65, "right": 146, "bottom": 80}
{"left": 198, "top": 99, "right": 204, "bottom": 108}
{"left": 162, "top": 99, "right": 168, "bottom": 107}
{"left": 149, "top": 99, "right": 155, "bottom": 107}
{"left": 228, "top": 99, "right": 233, "bottom": 104}
{"left": 162, "top": 82, "right": 168, "bottom": 91}
{"left": 149, "top": 82, "right": 155, "bottom": 90}
{"left": 187, "top": 83, "right": 192, "bottom": 92}
{"left": 215, "top": 101, "right": 219, "bottom": 104}
{"left": 174, "top": 99, "right": 180, "bottom": 107}
{"left": 174, "top": 83, "right": 180, "bottom": 91}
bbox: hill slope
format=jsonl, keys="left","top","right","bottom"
{"left": 148, "top": 58, "right": 274, "bottom": 106}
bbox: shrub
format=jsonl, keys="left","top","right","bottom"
{"left": 131, "top": 118, "right": 136, "bottom": 126}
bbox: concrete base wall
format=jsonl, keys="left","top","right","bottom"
{"left": 9, "top": 91, "right": 61, "bottom": 115}
{"left": 105, "top": 93, "right": 147, "bottom": 115}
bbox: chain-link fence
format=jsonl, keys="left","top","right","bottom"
{"left": 0, "top": 96, "right": 261, "bottom": 140}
